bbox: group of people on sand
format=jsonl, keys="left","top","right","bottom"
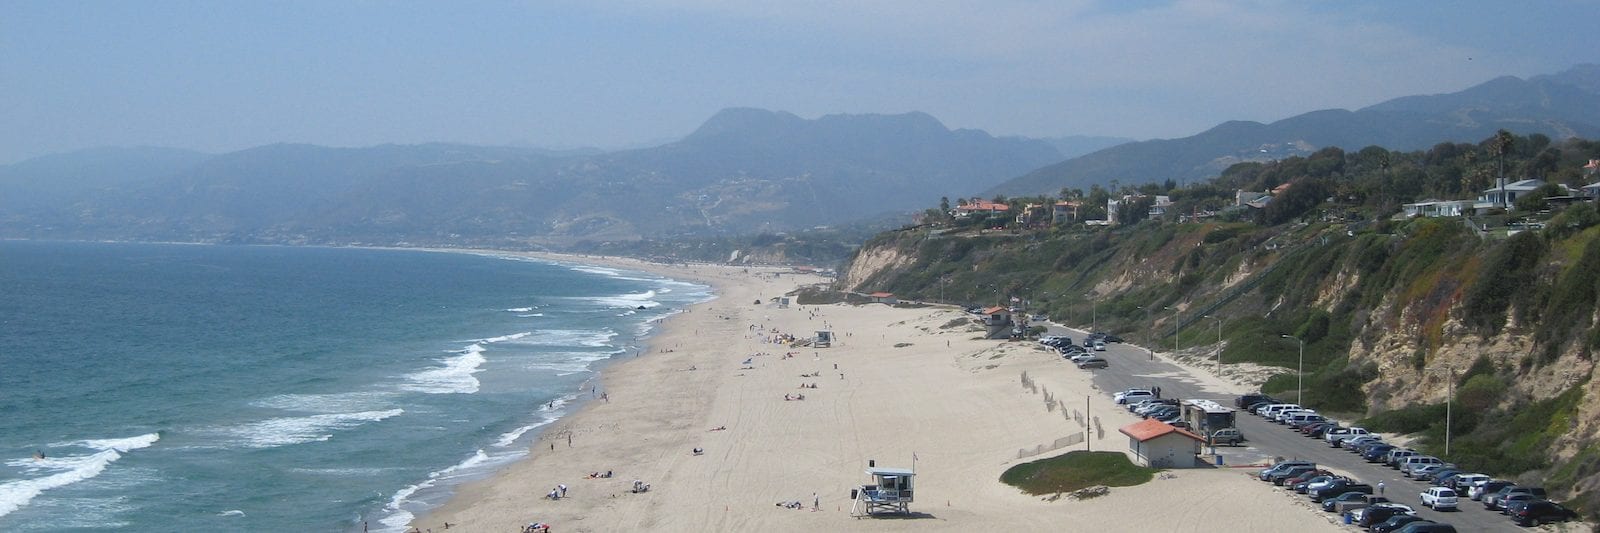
{"left": 545, "top": 484, "right": 567, "bottom": 500}
{"left": 797, "top": 382, "right": 817, "bottom": 389}
{"left": 586, "top": 470, "right": 613, "bottom": 479}
{"left": 522, "top": 522, "right": 552, "bottom": 532}
{"left": 783, "top": 393, "right": 806, "bottom": 401}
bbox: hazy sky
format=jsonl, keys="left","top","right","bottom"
{"left": 2, "top": 0, "right": 1595, "bottom": 163}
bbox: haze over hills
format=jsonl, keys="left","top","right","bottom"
{"left": 0, "top": 109, "right": 1062, "bottom": 246}
{"left": 988, "top": 64, "right": 1600, "bottom": 197}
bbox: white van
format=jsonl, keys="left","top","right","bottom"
{"left": 1286, "top": 412, "right": 1325, "bottom": 427}
{"left": 1401, "top": 456, "right": 1445, "bottom": 477}
{"left": 1257, "top": 403, "right": 1299, "bottom": 418}
{"left": 1275, "top": 408, "right": 1316, "bottom": 424}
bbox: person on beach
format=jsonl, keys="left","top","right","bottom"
{"left": 558, "top": 483, "right": 567, "bottom": 497}
{"left": 812, "top": 492, "right": 820, "bottom": 511}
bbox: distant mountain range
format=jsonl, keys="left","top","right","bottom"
{"left": 987, "top": 64, "right": 1600, "bottom": 197}
{"left": 0, "top": 109, "right": 1062, "bottom": 246}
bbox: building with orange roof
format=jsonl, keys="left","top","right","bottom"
{"left": 1117, "top": 419, "right": 1205, "bottom": 468}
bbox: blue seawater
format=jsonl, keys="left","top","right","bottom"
{"left": 0, "top": 241, "right": 710, "bottom": 532}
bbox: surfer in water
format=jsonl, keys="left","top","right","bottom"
{"left": 33, "top": 450, "right": 45, "bottom": 460}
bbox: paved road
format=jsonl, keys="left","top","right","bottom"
{"left": 1040, "top": 322, "right": 1527, "bottom": 532}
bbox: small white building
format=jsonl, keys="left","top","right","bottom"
{"left": 1118, "top": 419, "right": 1205, "bottom": 468}
{"left": 867, "top": 292, "right": 898, "bottom": 305}
{"left": 1402, "top": 199, "right": 1475, "bottom": 218}
{"left": 1475, "top": 178, "right": 1546, "bottom": 209}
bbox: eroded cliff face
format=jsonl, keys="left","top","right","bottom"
{"left": 836, "top": 219, "right": 1600, "bottom": 506}
{"left": 837, "top": 240, "right": 916, "bottom": 291}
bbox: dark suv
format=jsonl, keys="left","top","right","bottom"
{"left": 1510, "top": 500, "right": 1578, "bottom": 526}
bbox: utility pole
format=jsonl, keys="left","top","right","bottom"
{"left": 1205, "top": 315, "right": 1223, "bottom": 374}
{"left": 1426, "top": 365, "right": 1456, "bottom": 457}
{"left": 1281, "top": 334, "right": 1304, "bottom": 405}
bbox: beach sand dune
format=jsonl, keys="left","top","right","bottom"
{"left": 414, "top": 258, "right": 1341, "bottom": 532}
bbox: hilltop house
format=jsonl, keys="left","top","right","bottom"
{"left": 1052, "top": 201, "right": 1082, "bottom": 224}
{"left": 1235, "top": 190, "right": 1270, "bottom": 207}
{"left": 1148, "top": 195, "right": 1173, "bottom": 217}
{"left": 1015, "top": 203, "right": 1050, "bottom": 227}
{"left": 1402, "top": 199, "right": 1474, "bottom": 218}
{"left": 953, "top": 200, "right": 1010, "bottom": 218}
{"left": 1583, "top": 181, "right": 1600, "bottom": 200}
{"left": 1475, "top": 178, "right": 1545, "bottom": 209}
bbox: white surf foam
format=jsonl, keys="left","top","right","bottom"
{"left": 402, "top": 344, "right": 487, "bottom": 394}
{"left": 378, "top": 448, "right": 526, "bottom": 533}
{"left": 0, "top": 432, "right": 159, "bottom": 518}
{"left": 252, "top": 391, "right": 395, "bottom": 413}
{"left": 228, "top": 409, "right": 404, "bottom": 448}
{"left": 490, "top": 395, "right": 576, "bottom": 448}
{"left": 516, "top": 313, "right": 545, "bottom": 318}
{"left": 587, "top": 290, "right": 660, "bottom": 309}
{"left": 514, "top": 329, "right": 617, "bottom": 348}
{"left": 505, "top": 307, "right": 537, "bottom": 313}
{"left": 480, "top": 332, "right": 532, "bottom": 344}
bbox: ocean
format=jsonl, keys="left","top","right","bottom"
{"left": 0, "top": 241, "right": 712, "bottom": 532}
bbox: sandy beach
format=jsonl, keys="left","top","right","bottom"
{"left": 411, "top": 254, "right": 1343, "bottom": 532}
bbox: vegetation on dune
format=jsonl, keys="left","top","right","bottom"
{"left": 844, "top": 131, "right": 1600, "bottom": 511}
{"left": 999, "top": 450, "right": 1158, "bottom": 495}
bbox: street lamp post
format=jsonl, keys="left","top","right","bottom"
{"left": 1426, "top": 365, "right": 1456, "bottom": 457}
{"left": 1090, "top": 297, "right": 1097, "bottom": 332}
{"left": 1205, "top": 315, "right": 1223, "bottom": 373}
{"left": 1165, "top": 306, "right": 1179, "bottom": 354}
{"left": 1281, "top": 334, "right": 1304, "bottom": 405}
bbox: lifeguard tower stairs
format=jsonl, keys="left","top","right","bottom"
{"left": 850, "top": 466, "right": 915, "bottom": 517}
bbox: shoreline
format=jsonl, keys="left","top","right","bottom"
{"left": 407, "top": 251, "right": 1343, "bottom": 533}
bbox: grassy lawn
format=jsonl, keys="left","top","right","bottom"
{"left": 999, "top": 450, "right": 1158, "bottom": 495}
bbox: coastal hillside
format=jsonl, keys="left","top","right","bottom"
{"left": 0, "top": 109, "right": 1060, "bottom": 247}
{"left": 987, "top": 64, "right": 1600, "bottom": 197}
{"left": 837, "top": 132, "right": 1600, "bottom": 512}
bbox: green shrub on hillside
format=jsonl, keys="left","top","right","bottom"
{"left": 1461, "top": 231, "right": 1545, "bottom": 335}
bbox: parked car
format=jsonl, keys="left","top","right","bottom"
{"left": 1075, "top": 357, "right": 1108, "bottom": 369}
{"left": 1371, "top": 515, "right": 1430, "bottom": 533}
{"left": 1114, "top": 389, "right": 1154, "bottom": 404}
{"left": 1256, "top": 403, "right": 1300, "bottom": 418}
{"left": 1309, "top": 481, "right": 1371, "bottom": 502}
{"left": 1509, "top": 500, "right": 1579, "bottom": 526}
{"left": 1356, "top": 504, "right": 1417, "bottom": 528}
{"left": 1419, "top": 487, "right": 1459, "bottom": 510}
{"left": 1286, "top": 413, "right": 1327, "bottom": 428}
{"left": 1302, "top": 422, "right": 1336, "bottom": 438}
{"left": 1411, "top": 464, "right": 1450, "bottom": 481}
{"left": 1358, "top": 445, "right": 1395, "bottom": 463}
{"left": 1426, "top": 469, "right": 1461, "bottom": 485}
{"left": 1092, "top": 340, "right": 1107, "bottom": 351}
{"left": 1209, "top": 428, "right": 1244, "bottom": 446}
{"left": 1495, "top": 492, "right": 1539, "bottom": 514}
{"left": 1332, "top": 494, "right": 1390, "bottom": 514}
{"left": 1385, "top": 448, "right": 1419, "bottom": 468}
{"left": 1446, "top": 473, "right": 1488, "bottom": 492}
{"left": 1327, "top": 427, "right": 1371, "bottom": 446}
{"left": 1470, "top": 480, "right": 1513, "bottom": 501}
{"left": 1400, "top": 456, "right": 1446, "bottom": 477}
{"left": 1259, "top": 461, "right": 1315, "bottom": 482}
{"left": 1396, "top": 523, "right": 1457, "bottom": 533}
{"left": 1270, "top": 466, "right": 1317, "bottom": 485}
{"left": 1235, "top": 393, "right": 1275, "bottom": 410}
{"left": 1484, "top": 485, "right": 1545, "bottom": 511}
{"left": 1101, "top": 334, "right": 1124, "bottom": 343}
{"left": 1345, "top": 435, "right": 1384, "bottom": 452}
{"left": 1322, "top": 491, "right": 1371, "bottom": 512}
{"left": 1289, "top": 472, "right": 1335, "bottom": 493}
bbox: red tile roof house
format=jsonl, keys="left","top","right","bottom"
{"left": 867, "top": 292, "right": 898, "bottom": 304}
{"left": 953, "top": 200, "right": 1010, "bottom": 218}
{"left": 1118, "top": 419, "right": 1205, "bottom": 468}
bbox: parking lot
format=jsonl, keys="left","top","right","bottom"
{"left": 1042, "top": 323, "right": 1535, "bottom": 532}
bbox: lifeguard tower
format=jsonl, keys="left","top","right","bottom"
{"left": 814, "top": 330, "right": 833, "bottom": 348}
{"left": 850, "top": 465, "right": 915, "bottom": 516}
